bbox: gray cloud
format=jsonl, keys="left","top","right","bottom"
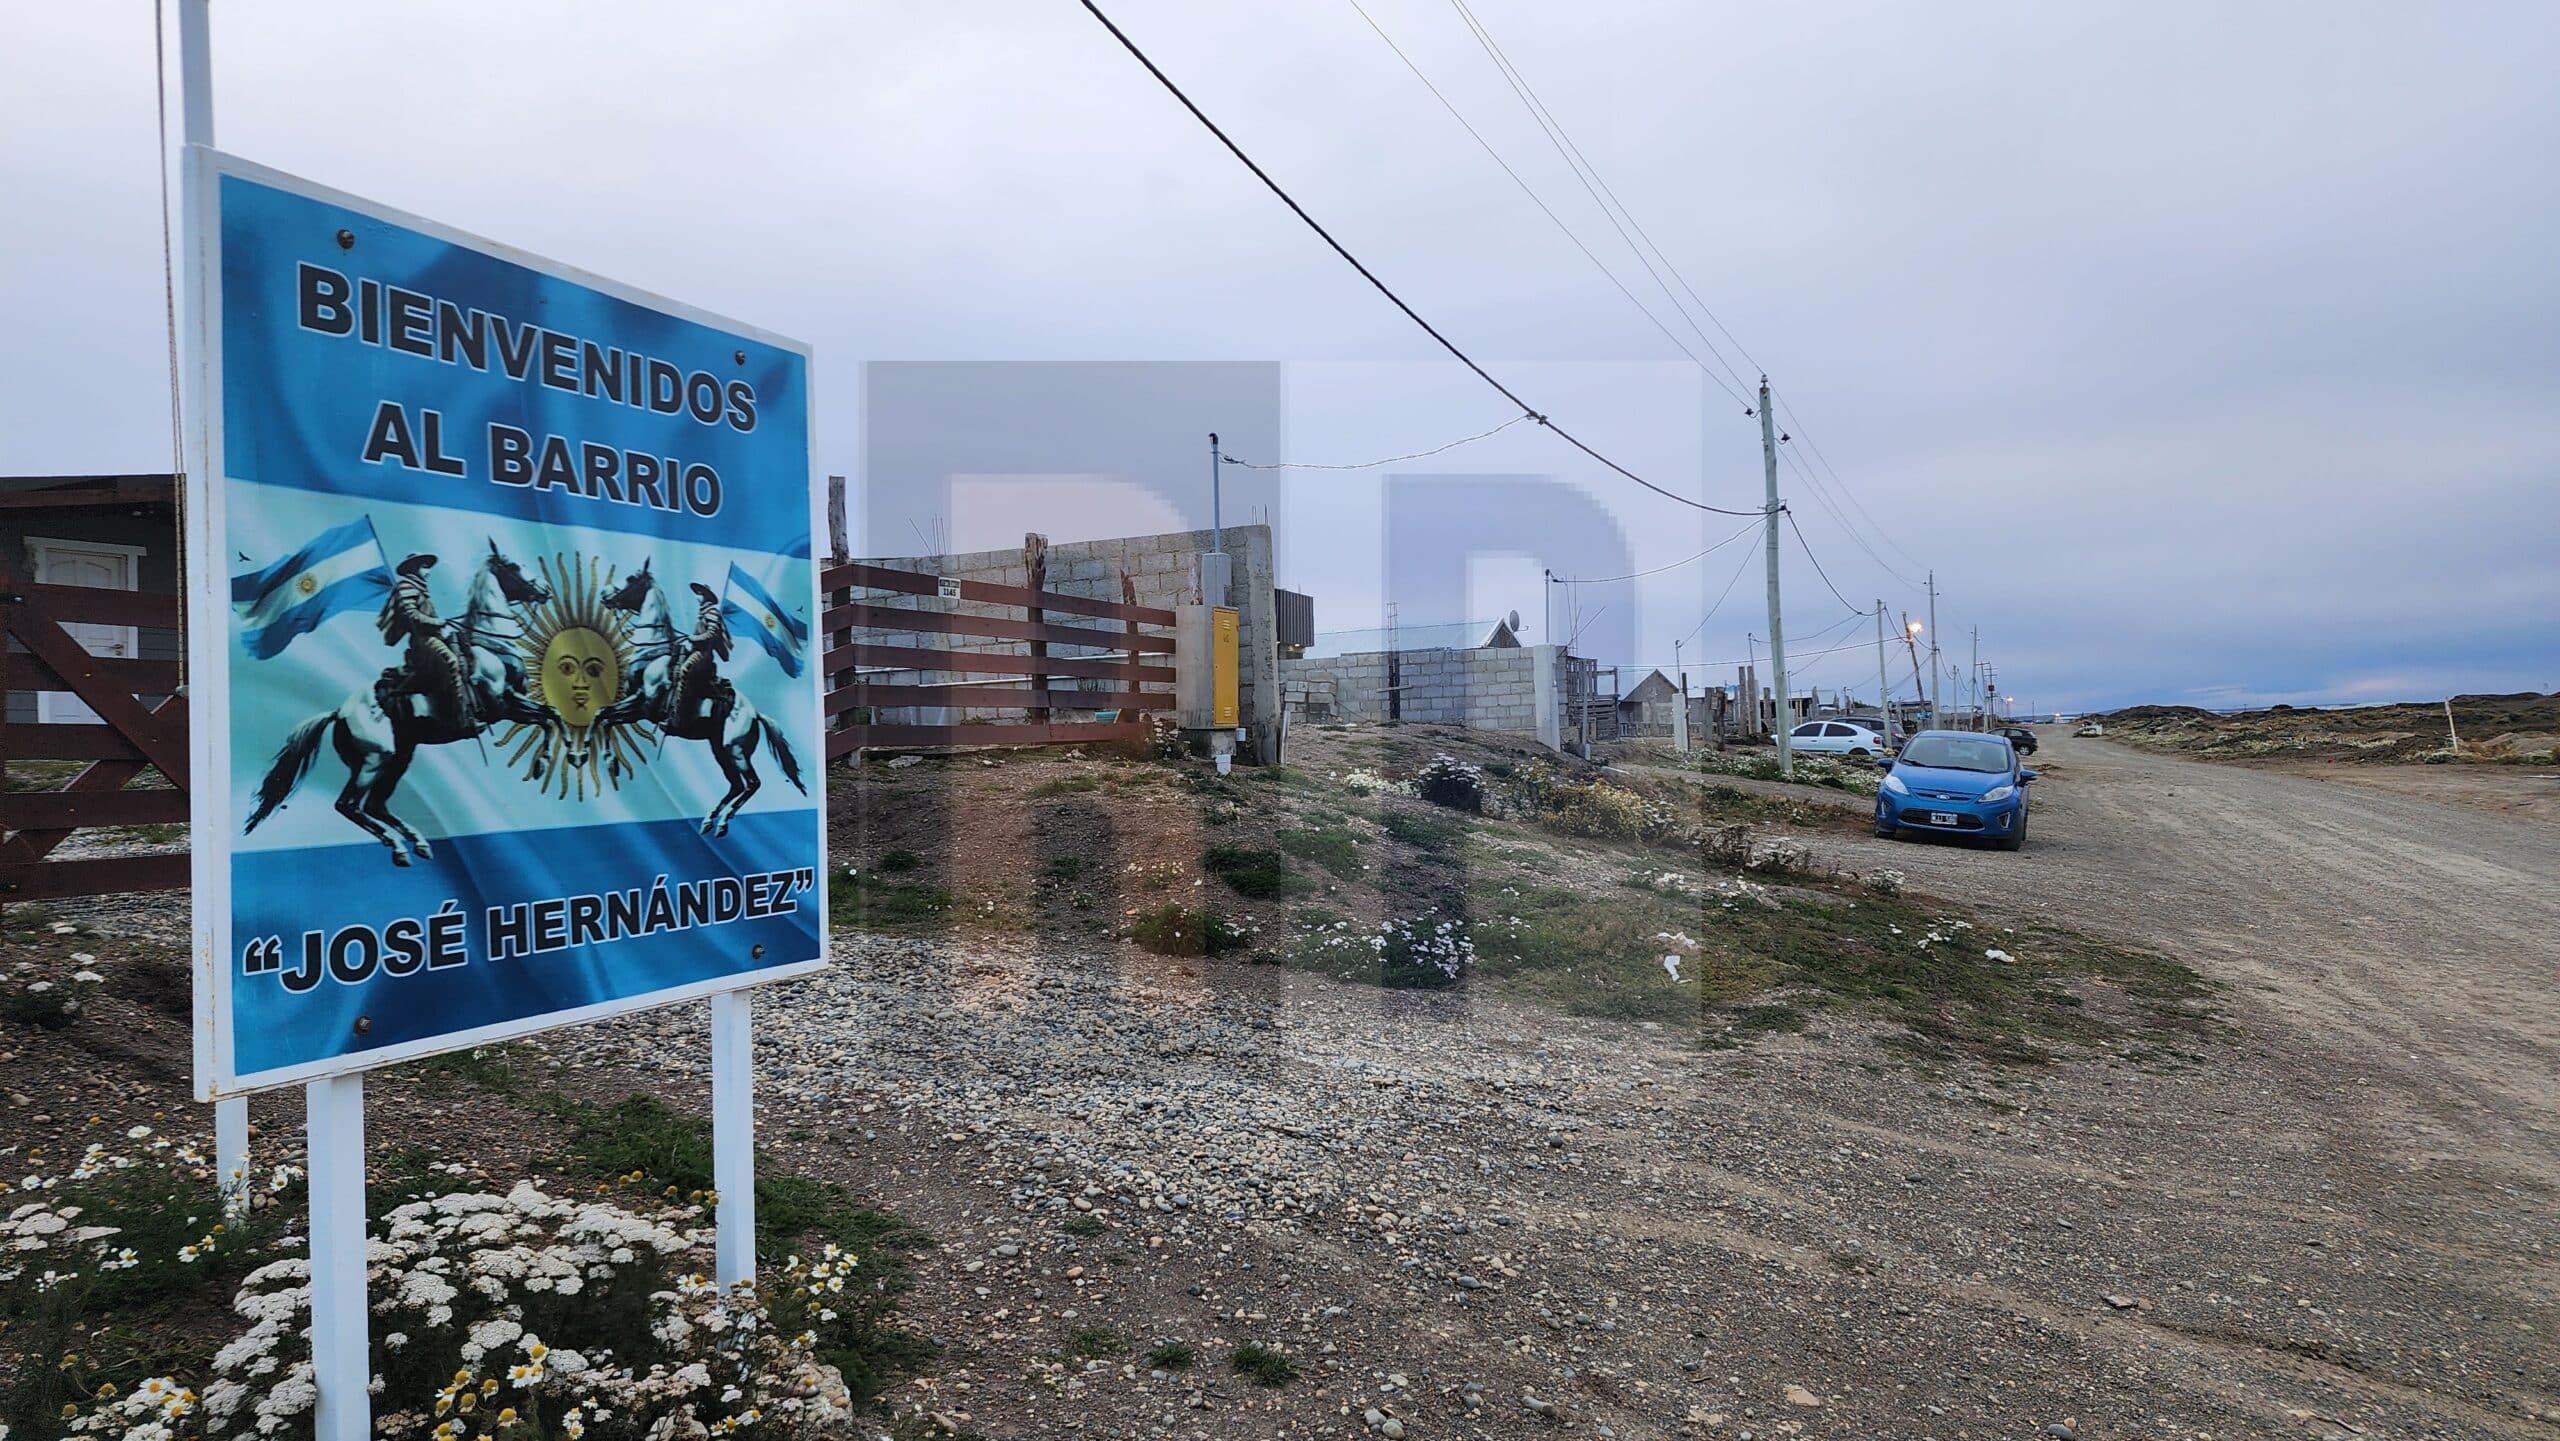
{"left": 4, "top": 0, "right": 2553, "bottom": 711}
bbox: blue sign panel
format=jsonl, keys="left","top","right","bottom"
{"left": 191, "top": 153, "right": 825, "bottom": 1094}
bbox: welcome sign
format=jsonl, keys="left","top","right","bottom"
{"left": 190, "top": 152, "right": 825, "bottom": 1095}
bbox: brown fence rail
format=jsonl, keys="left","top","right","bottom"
{"left": 1, "top": 479, "right": 190, "bottom": 905}
{"left": 818, "top": 536, "right": 1178, "bottom": 758}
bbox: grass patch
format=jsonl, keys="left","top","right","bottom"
{"left": 1128, "top": 904, "right": 1250, "bottom": 957}
{"left": 1201, "top": 845, "right": 1303, "bottom": 899}
{"left": 1061, "top": 1212, "right": 1107, "bottom": 1236}
{"left": 1382, "top": 808, "right": 1466, "bottom": 855}
{"left": 1707, "top": 890, "right": 2214, "bottom": 1064}
{"left": 1471, "top": 884, "right": 1756, "bottom": 1024}
{"left": 831, "top": 871, "right": 953, "bottom": 932}
{"left": 1145, "top": 1339, "right": 1196, "bottom": 1370}
{"left": 1031, "top": 775, "right": 1101, "bottom": 797}
{"left": 1276, "top": 825, "right": 1363, "bottom": 879}
{"left": 1229, "top": 1341, "right": 1297, "bottom": 1387}
{"left": 1062, "top": 1326, "right": 1126, "bottom": 1361}
{"left": 539, "top": 1092, "right": 938, "bottom": 1402}
{"left": 879, "top": 847, "right": 923, "bottom": 872}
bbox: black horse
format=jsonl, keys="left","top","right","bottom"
{"left": 591, "top": 561, "right": 804, "bottom": 835}
{"left": 242, "top": 541, "right": 564, "bottom": 865}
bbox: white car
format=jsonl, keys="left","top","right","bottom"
{"left": 1786, "top": 719, "right": 1891, "bottom": 759}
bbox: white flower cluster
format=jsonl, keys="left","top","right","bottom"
{"left": 1333, "top": 768, "right": 1409, "bottom": 797}
{"left": 28, "top": 1166, "right": 869, "bottom": 1441}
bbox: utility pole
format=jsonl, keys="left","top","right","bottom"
{"left": 1757, "top": 378, "right": 1792, "bottom": 775}
{"left": 1874, "top": 600, "right": 1894, "bottom": 742}
{"left": 1207, "top": 433, "right": 1223, "bottom": 554}
{"left": 1969, "top": 627, "right": 1980, "bottom": 730}
{"left": 1900, "top": 612, "right": 1928, "bottom": 722}
{"left": 1925, "top": 570, "right": 1940, "bottom": 731}
{"left": 1542, "top": 569, "right": 1552, "bottom": 646}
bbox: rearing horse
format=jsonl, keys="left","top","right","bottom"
{"left": 242, "top": 540, "right": 567, "bottom": 865}
{"left": 592, "top": 560, "right": 805, "bottom": 836}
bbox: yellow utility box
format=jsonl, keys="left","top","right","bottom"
{"left": 1211, "top": 606, "right": 1240, "bottom": 728}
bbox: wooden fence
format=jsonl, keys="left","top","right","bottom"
{"left": 819, "top": 535, "right": 1179, "bottom": 757}
{"left": 1, "top": 503, "right": 1181, "bottom": 908}
{"left": 0, "top": 482, "right": 189, "bottom": 905}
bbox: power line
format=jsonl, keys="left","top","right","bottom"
{"left": 1552, "top": 517, "right": 1758, "bottom": 585}
{"left": 1438, "top": 0, "right": 1930, "bottom": 599}
{"left": 1772, "top": 386, "right": 1928, "bottom": 581}
{"left": 1075, "top": 0, "right": 1764, "bottom": 517}
{"left": 1444, "top": 0, "right": 1756, "bottom": 403}
{"left": 1784, "top": 509, "right": 1865, "bottom": 616}
{"left": 1678, "top": 536, "right": 1763, "bottom": 648}
{"left": 1342, "top": 0, "right": 1746, "bottom": 408}
{"left": 1218, "top": 412, "right": 1530, "bottom": 469}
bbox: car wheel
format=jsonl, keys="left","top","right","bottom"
{"left": 1847, "top": 747, "right": 1870, "bottom": 759}
{"left": 1997, "top": 817, "right": 2027, "bottom": 852}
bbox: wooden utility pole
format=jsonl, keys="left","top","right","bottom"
{"left": 1875, "top": 600, "right": 1894, "bottom": 741}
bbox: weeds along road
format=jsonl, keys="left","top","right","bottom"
{"left": 1788, "top": 733, "right": 2560, "bottom": 1180}
{"left": 591, "top": 732, "right": 2560, "bottom": 1438}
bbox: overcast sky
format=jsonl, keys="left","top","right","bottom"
{"left": 6, "top": 2, "right": 2555, "bottom": 712}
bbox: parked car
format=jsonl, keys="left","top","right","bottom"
{"left": 1786, "top": 719, "right": 1890, "bottom": 759}
{"left": 1998, "top": 725, "right": 2039, "bottom": 754}
{"left": 1875, "top": 730, "right": 2036, "bottom": 850}
{"left": 2075, "top": 721, "right": 2106, "bottom": 738}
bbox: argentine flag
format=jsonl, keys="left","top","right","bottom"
{"left": 721, "top": 562, "right": 808, "bottom": 678}
{"left": 231, "top": 516, "right": 395, "bottom": 659}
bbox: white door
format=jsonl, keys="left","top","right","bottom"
{"left": 31, "top": 539, "right": 140, "bottom": 725}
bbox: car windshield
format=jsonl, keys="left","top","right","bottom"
{"left": 1899, "top": 735, "right": 2012, "bottom": 773}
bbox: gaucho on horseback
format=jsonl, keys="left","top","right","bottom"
{"left": 671, "top": 581, "right": 736, "bottom": 725}
{"left": 376, "top": 553, "right": 478, "bottom": 734}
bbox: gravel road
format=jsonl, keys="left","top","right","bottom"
{"left": 589, "top": 732, "right": 2560, "bottom": 1439}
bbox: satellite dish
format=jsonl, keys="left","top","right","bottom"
{"left": 1506, "top": 609, "right": 1522, "bottom": 633}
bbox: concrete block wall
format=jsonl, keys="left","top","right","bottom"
{"left": 1278, "top": 644, "right": 1549, "bottom": 735}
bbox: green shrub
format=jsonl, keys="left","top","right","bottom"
{"left": 1064, "top": 1326, "right": 1126, "bottom": 1360}
{"left": 1230, "top": 1341, "right": 1297, "bottom": 1387}
{"left": 1146, "top": 1340, "right": 1197, "bottom": 1370}
{"left": 1414, "top": 753, "right": 1486, "bottom": 813}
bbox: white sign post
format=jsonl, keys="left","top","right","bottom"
{"left": 175, "top": 9, "right": 826, "bottom": 1432}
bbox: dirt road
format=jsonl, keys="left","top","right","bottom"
{"left": 1800, "top": 733, "right": 2560, "bottom": 1179}
{"left": 585, "top": 732, "right": 2560, "bottom": 1439}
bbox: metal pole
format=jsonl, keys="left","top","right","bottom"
{"left": 305, "top": 1074, "right": 371, "bottom": 1441}
{"left": 1969, "top": 628, "right": 1979, "bottom": 730}
{"left": 711, "top": 988, "right": 757, "bottom": 1289}
{"left": 1925, "top": 570, "right": 1939, "bottom": 731}
{"left": 1757, "top": 380, "right": 1791, "bottom": 775}
{"left": 1542, "top": 569, "right": 1551, "bottom": 646}
{"left": 176, "top": 0, "right": 252, "bottom": 1221}
{"left": 1207, "top": 433, "right": 1223, "bottom": 555}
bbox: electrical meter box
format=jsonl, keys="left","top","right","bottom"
{"left": 1174, "top": 604, "right": 1241, "bottom": 732}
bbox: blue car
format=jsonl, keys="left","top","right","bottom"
{"left": 1875, "top": 730, "right": 2038, "bottom": 850}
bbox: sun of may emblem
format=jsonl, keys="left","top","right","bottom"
{"left": 498, "top": 553, "right": 655, "bottom": 798}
